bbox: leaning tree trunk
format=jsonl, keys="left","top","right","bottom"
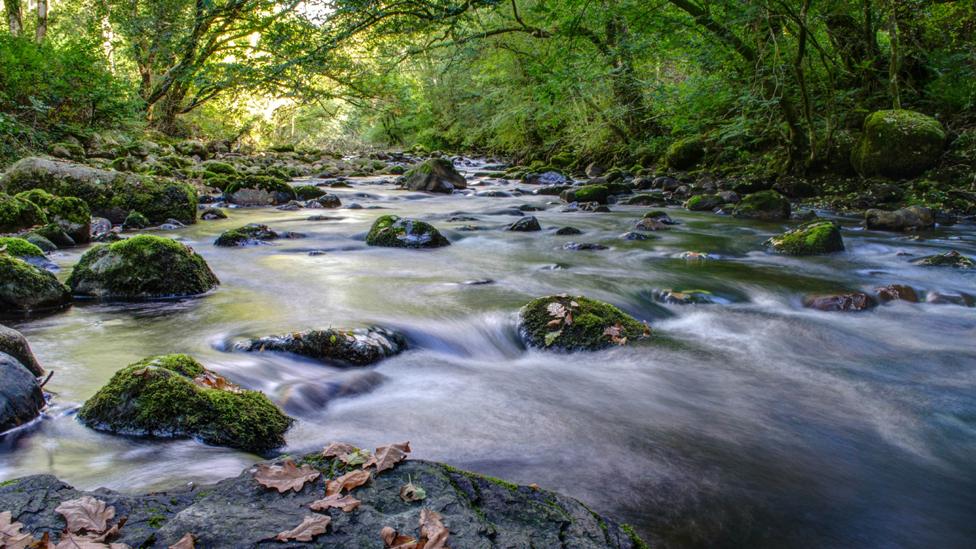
{"left": 5, "top": 0, "right": 23, "bottom": 36}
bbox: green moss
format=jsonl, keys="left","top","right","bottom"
{"left": 0, "top": 254, "right": 71, "bottom": 314}
{"left": 214, "top": 224, "right": 278, "bottom": 247}
{"left": 912, "top": 250, "right": 974, "bottom": 268}
{"left": 766, "top": 221, "right": 844, "bottom": 255}
{"left": 732, "top": 190, "right": 791, "bottom": 220}
{"left": 224, "top": 175, "right": 296, "bottom": 201}
{"left": 15, "top": 189, "right": 92, "bottom": 242}
{"left": 201, "top": 160, "right": 238, "bottom": 176}
{"left": 519, "top": 295, "right": 647, "bottom": 352}
{"left": 440, "top": 464, "right": 519, "bottom": 493}
{"left": 293, "top": 185, "right": 326, "bottom": 200}
{"left": 78, "top": 354, "right": 292, "bottom": 453}
{"left": 0, "top": 237, "right": 44, "bottom": 258}
{"left": 665, "top": 136, "right": 706, "bottom": 170}
{"left": 0, "top": 192, "right": 47, "bottom": 232}
{"left": 147, "top": 514, "right": 166, "bottom": 529}
{"left": 365, "top": 215, "right": 450, "bottom": 248}
{"left": 852, "top": 110, "right": 945, "bottom": 178}
{"left": 685, "top": 194, "right": 723, "bottom": 211}
{"left": 563, "top": 184, "right": 609, "bottom": 204}
{"left": 123, "top": 211, "right": 150, "bottom": 229}
{"left": 621, "top": 524, "right": 650, "bottom": 549}
{"left": 25, "top": 234, "right": 57, "bottom": 252}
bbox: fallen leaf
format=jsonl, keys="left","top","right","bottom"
{"left": 642, "top": 321, "right": 652, "bottom": 337}
{"left": 528, "top": 483, "right": 540, "bottom": 490}
{"left": 543, "top": 330, "right": 562, "bottom": 347}
{"left": 322, "top": 441, "right": 358, "bottom": 458}
{"left": 274, "top": 514, "right": 330, "bottom": 542}
{"left": 53, "top": 532, "right": 130, "bottom": 548}
{"left": 1, "top": 511, "right": 36, "bottom": 549}
{"left": 603, "top": 323, "right": 628, "bottom": 345}
{"left": 254, "top": 460, "right": 321, "bottom": 493}
{"left": 192, "top": 371, "right": 241, "bottom": 393}
{"left": 55, "top": 497, "right": 116, "bottom": 534}
{"left": 546, "top": 302, "right": 567, "bottom": 319}
{"left": 309, "top": 494, "right": 361, "bottom": 512}
{"left": 381, "top": 526, "right": 418, "bottom": 549}
{"left": 362, "top": 442, "right": 410, "bottom": 474}
{"left": 399, "top": 483, "right": 427, "bottom": 502}
{"left": 168, "top": 533, "right": 195, "bottom": 549}
{"left": 325, "top": 469, "right": 371, "bottom": 496}
{"left": 419, "top": 509, "right": 450, "bottom": 549}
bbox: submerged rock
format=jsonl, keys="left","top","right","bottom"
{"left": 224, "top": 176, "right": 296, "bottom": 206}
{"left": 234, "top": 327, "right": 406, "bottom": 366}
{"left": 653, "top": 289, "right": 716, "bottom": 305}
{"left": 851, "top": 109, "right": 945, "bottom": 178}
{"left": 732, "top": 190, "right": 791, "bottom": 221}
{"left": 524, "top": 170, "right": 569, "bottom": 186}
{"left": 215, "top": 223, "right": 279, "bottom": 247}
{"left": 912, "top": 250, "right": 974, "bottom": 268}
{"left": 0, "top": 323, "right": 44, "bottom": 376}
{"left": 78, "top": 354, "right": 291, "bottom": 452}
{"left": 556, "top": 226, "right": 582, "bottom": 235}
{"left": 561, "top": 184, "right": 609, "bottom": 205}
{"left": 200, "top": 207, "right": 228, "bottom": 220}
{"left": 766, "top": 221, "right": 844, "bottom": 255}
{"left": 507, "top": 216, "right": 541, "bottom": 232}
{"left": 864, "top": 205, "right": 934, "bottom": 231}
{"left": 366, "top": 215, "right": 450, "bottom": 248}
{"left": 0, "top": 255, "right": 71, "bottom": 315}
{"left": 0, "top": 352, "right": 45, "bottom": 434}
{"left": 67, "top": 235, "right": 219, "bottom": 299}
{"left": 803, "top": 292, "right": 876, "bottom": 312}
{"left": 518, "top": 295, "right": 647, "bottom": 352}
{"left": 402, "top": 158, "right": 467, "bottom": 193}
{"left": 875, "top": 284, "right": 920, "bottom": 303}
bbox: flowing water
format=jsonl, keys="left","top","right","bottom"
{"left": 2, "top": 161, "right": 975, "bottom": 548}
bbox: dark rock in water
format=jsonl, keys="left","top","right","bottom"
{"left": 475, "top": 190, "right": 512, "bottom": 198}
{"left": 561, "top": 184, "right": 609, "bottom": 205}
{"left": 278, "top": 371, "right": 385, "bottom": 415}
{"left": 563, "top": 242, "right": 608, "bottom": 251}
{"left": 235, "top": 327, "right": 406, "bottom": 367}
{"left": 215, "top": 223, "right": 279, "bottom": 247}
{"left": 0, "top": 454, "right": 643, "bottom": 549}
{"left": 457, "top": 225, "right": 488, "bottom": 231}
{"left": 865, "top": 205, "right": 934, "bottom": 231}
{"left": 0, "top": 255, "right": 71, "bottom": 316}
{"left": 732, "top": 190, "right": 791, "bottom": 221}
{"left": 684, "top": 194, "right": 724, "bottom": 211}
{"left": 535, "top": 184, "right": 572, "bottom": 196}
{"left": 200, "top": 207, "right": 227, "bottom": 220}
{"left": 308, "top": 193, "right": 342, "bottom": 208}
{"left": 803, "top": 292, "right": 876, "bottom": 312}
{"left": 402, "top": 158, "right": 467, "bottom": 193}
{"left": 67, "top": 235, "right": 219, "bottom": 299}
{"left": 447, "top": 215, "right": 479, "bottom": 222}
{"left": 77, "top": 354, "right": 291, "bottom": 452}
{"left": 912, "top": 250, "right": 974, "bottom": 268}
{"left": 524, "top": 170, "right": 569, "bottom": 186}
{"left": 485, "top": 208, "right": 525, "bottom": 217}
{"left": 518, "top": 294, "right": 647, "bottom": 352}
{"left": 463, "top": 279, "right": 494, "bottom": 285}
{"left": 308, "top": 215, "right": 343, "bottom": 221}
{"left": 620, "top": 231, "right": 653, "bottom": 241}
{"left": 643, "top": 210, "right": 677, "bottom": 224}
{"left": 518, "top": 204, "right": 542, "bottom": 212}
{"left": 623, "top": 193, "right": 666, "bottom": 206}
{"left": 0, "top": 323, "right": 44, "bottom": 376}
{"left": 507, "top": 216, "right": 541, "bottom": 232}
{"left": 653, "top": 289, "right": 715, "bottom": 305}
{"left": 556, "top": 226, "right": 582, "bottom": 235}
{"left": 276, "top": 200, "right": 303, "bottom": 211}
{"left": 874, "top": 284, "right": 919, "bottom": 303}
{"left": 925, "top": 291, "right": 974, "bottom": 307}
{"left": 366, "top": 215, "right": 450, "bottom": 248}
{"left": 225, "top": 177, "right": 296, "bottom": 206}
{"left": 634, "top": 218, "right": 670, "bottom": 232}
{"left": 766, "top": 221, "right": 844, "bottom": 255}
{"left": 0, "top": 352, "right": 45, "bottom": 434}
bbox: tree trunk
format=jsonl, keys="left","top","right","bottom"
{"left": 5, "top": 0, "right": 23, "bottom": 36}
{"left": 888, "top": 4, "right": 901, "bottom": 109}
{"left": 35, "top": 0, "right": 47, "bottom": 42}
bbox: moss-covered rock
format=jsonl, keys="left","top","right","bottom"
{"left": 214, "top": 224, "right": 279, "bottom": 247}
{"left": 0, "top": 237, "right": 45, "bottom": 259}
{"left": 0, "top": 192, "right": 47, "bottom": 233}
{"left": 24, "top": 234, "right": 57, "bottom": 252}
{"left": 766, "top": 221, "right": 844, "bottom": 255}
{"left": 911, "top": 250, "right": 974, "bottom": 268}
{"left": 684, "top": 194, "right": 723, "bottom": 211}
{"left": 29, "top": 224, "right": 75, "bottom": 248}
{"left": 518, "top": 295, "right": 648, "bottom": 352}
{"left": 851, "top": 110, "right": 945, "bottom": 178}
{"left": 234, "top": 327, "right": 406, "bottom": 366}
{"left": 0, "top": 254, "right": 71, "bottom": 315}
{"left": 402, "top": 158, "right": 467, "bottom": 193}
{"left": 123, "top": 211, "right": 150, "bottom": 230}
{"left": 78, "top": 354, "right": 292, "bottom": 453}
{"left": 15, "top": 189, "right": 91, "bottom": 243}
{"left": 293, "top": 185, "right": 325, "bottom": 200}
{"left": 200, "top": 160, "right": 238, "bottom": 176}
{"left": 0, "top": 157, "right": 196, "bottom": 224}
{"left": 561, "top": 184, "right": 609, "bottom": 204}
{"left": 224, "top": 176, "right": 296, "bottom": 206}
{"left": 665, "top": 137, "right": 706, "bottom": 170}
{"left": 365, "top": 215, "right": 450, "bottom": 248}
{"left": 732, "top": 190, "right": 791, "bottom": 221}
{"left": 67, "top": 235, "right": 219, "bottom": 299}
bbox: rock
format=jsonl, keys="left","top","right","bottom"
{"left": 524, "top": 170, "right": 568, "bottom": 186}
{"left": 653, "top": 289, "right": 715, "bottom": 305}
{"left": 276, "top": 200, "right": 303, "bottom": 211}
{"left": 555, "top": 226, "right": 582, "bottom": 235}
{"left": 634, "top": 218, "right": 670, "bottom": 231}
{"left": 864, "top": 205, "right": 934, "bottom": 231}
{"left": 67, "top": 235, "right": 219, "bottom": 299}
{"left": 0, "top": 352, "right": 45, "bottom": 434}
{"left": 653, "top": 176, "right": 681, "bottom": 191}
{"left": 732, "top": 190, "right": 791, "bottom": 221}
{"left": 90, "top": 217, "right": 112, "bottom": 237}
{"left": 518, "top": 295, "right": 647, "bottom": 352}
{"left": 0, "top": 323, "right": 44, "bottom": 376}
{"left": 0, "top": 237, "right": 45, "bottom": 260}
{"left": 402, "top": 158, "right": 467, "bottom": 193}
{"left": 851, "top": 110, "right": 945, "bottom": 178}
{"left": 200, "top": 207, "right": 227, "bottom": 220}
{"left": 561, "top": 184, "right": 609, "bottom": 204}
{"left": 78, "top": 354, "right": 291, "bottom": 452}
{"left": 0, "top": 192, "right": 47, "bottom": 232}
{"left": 25, "top": 234, "right": 57, "bottom": 252}
{"left": 685, "top": 194, "right": 723, "bottom": 211}
{"left": 122, "top": 211, "right": 149, "bottom": 230}
{"left": 911, "top": 250, "right": 974, "bottom": 268}
{"left": 308, "top": 193, "right": 342, "bottom": 208}
{"left": 925, "top": 291, "right": 974, "bottom": 306}
{"left": 175, "top": 139, "right": 209, "bottom": 159}
{"left": 875, "top": 284, "right": 919, "bottom": 303}
{"left": 0, "top": 456, "right": 643, "bottom": 549}
{"left": 293, "top": 185, "right": 325, "bottom": 200}
{"left": 215, "top": 224, "right": 280, "bottom": 247}
{"left": 585, "top": 162, "right": 606, "bottom": 178}
{"left": 619, "top": 231, "right": 653, "bottom": 241}
{"left": 507, "top": 216, "right": 541, "bottom": 232}
{"left": 766, "top": 221, "right": 844, "bottom": 255}
{"left": 0, "top": 157, "right": 196, "bottom": 224}
{"left": 234, "top": 327, "right": 406, "bottom": 366}
{"left": 13, "top": 189, "right": 91, "bottom": 243}
{"left": 365, "top": 215, "right": 450, "bottom": 248}
{"left": 224, "top": 176, "right": 296, "bottom": 206}
{"left": 0, "top": 255, "right": 71, "bottom": 315}
{"left": 803, "top": 292, "right": 876, "bottom": 312}
{"left": 563, "top": 242, "right": 608, "bottom": 251}
{"left": 643, "top": 210, "right": 677, "bottom": 224}
{"left": 665, "top": 137, "right": 706, "bottom": 170}
{"left": 623, "top": 193, "right": 666, "bottom": 206}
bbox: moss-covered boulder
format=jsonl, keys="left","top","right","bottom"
{"left": 0, "top": 323, "right": 44, "bottom": 376}
{"left": 67, "top": 235, "right": 219, "bottom": 299}
{"left": 0, "top": 192, "right": 47, "bottom": 233}
{"left": 293, "top": 185, "right": 325, "bottom": 200}
{"left": 766, "top": 221, "right": 844, "bottom": 255}
{"left": 0, "top": 157, "right": 196, "bottom": 224}
{"left": 214, "top": 224, "right": 279, "bottom": 247}
{"left": 0, "top": 237, "right": 45, "bottom": 260}
{"left": 518, "top": 295, "right": 648, "bottom": 352}
{"left": 665, "top": 136, "right": 706, "bottom": 170}
{"left": 851, "top": 110, "right": 945, "bottom": 178}
{"left": 912, "top": 250, "right": 974, "bottom": 268}
{"left": 402, "top": 158, "right": 467, "bottom": 193}
{"left": 234, "top": 327, "right": 407, "bottom": 366}
{"left": 78, "top": 354, "right": 292, "bottom": 453}
{"left": 15, "top": 189, "right": 91, "bottom": 243}
{"left": 122, "top": 211, "right": 150, "bottom": 230}
{"left": 365, "top": 215, "right": 450, "bottom": 248}
{"left": 864, "top": 205, "right": 934, "bottom": 231}
{"left": 200, "top": 160, "right": 238, "bottom": 176}
{"left": 0, "top": 352, "right": 45, "bottom": 434}
{"left": 732, "top": 190, "right": 791, "bottom": 221}
{"left": 224, "top": 176, "right": 296, "bottom": 206}
{"left": 560, "top": 184, "right": 609, "bottom": 204}
{"left": 684, "top": 194, "right": 723, "bottom": 212}
{"left": 0, "top": 255, "right": 71, "bottom": 315}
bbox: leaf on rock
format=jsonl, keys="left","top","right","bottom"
{"left": 167, "top": 533, "right": 195, "bottom": 549}
{"left": 543, "top": 330, "right": 562, "bottom": 347}
{"left": 53, "top": 533, "right": 130, "bottom": 548}
{"left": 322, "top": 441, "right": 358, "bottom": 458}
{"left": 274, "top": 514, "right": 330, "bottom": 542}
{"left": 642, "top": 321, "right": 652, "bottom": 337}
{"left": 380, "top": 526, "right": 418, "bottom": 549}
{"left": 325, "top": 469, "right": 371, "bottom": 496}
{"left": 254, "top": 460, "right": 321, "bottom": 493}
{"left": 1, "top": 511, "right": 37, "bottom": 549}
{"left": 55, "top": 497, "right": 116, "bottom": 534}
{"left": 192, "top": 371, "right": 241, "bottom": 393}
{"left": 399, "top": 483, "right": 427, "bottom": 502}
{"left": 546, "top": 302, "right": 567, "bottom": 319}
{"left": 603, "top": 323, "right": 628, "bottom": 345}
{"left": 419, "top": 509, "right": 451, "bottom": 549}
{"left": 309, "top": 494, "right": 361, "bottom": 513}
{"left": 362, "top": 442, "right": 411, "bottom": 473}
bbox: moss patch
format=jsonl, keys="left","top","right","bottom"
{"left": 0, "top": 192, "right": 47, "bottom": 232}
{"left": 0, "top": 237, "right": 45, "bottom": 258}
{"left": 851, "top": 110, "right": 945, "bottom": 178}
{"left": 365, "top": 215, "right": 450, "bottom": 248}
{"left": 0, "top": 254, "right": 71, "bottom": 314}
{"left": 518, "top": 295, "right": 647, "bottom": 352}
{"left": 766, "top": 221, "right": 844, "bottom": 255}
{"left": 732, "top": 190, "right": 791, "bottom": 220}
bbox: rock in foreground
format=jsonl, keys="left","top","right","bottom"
{"left": 519, "top": 295, "right": 648, "bottom": 351}
{"left": 0, "top": 352, "right": 45, "bottom": 434}
{"left": 0, "top": 254, "right": 71, "bottom": 316}
{"left": 0, "top": 323, "right": 44, "bottom": 376}
{"left": 366, "top": 215, "right": 450, "bottom": 248}
{"left": 235, "top": 327, "right": 406, "bottom": 366}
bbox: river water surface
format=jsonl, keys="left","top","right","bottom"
{"left": 2, "top": 162, "right": 975, "bottom": 548}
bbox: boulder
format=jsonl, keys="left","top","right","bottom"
{"left": 623, "top": 193, "right": 666, "bottom": 206}
{"left": 224, "top": 176, "right": 296, "bottom": 206}
{"left": 308, "top": 193, "right": 341, "bottom": 208}
{"left": 402, "top": 158, "right": 467, "bottom": 193}
{"left": 294, "top": 185, "right": 326, "bottom": 200}
{"left": 518, "top": 295, "right": 648, "bottom": 352}
{"left": 684, "top": 194, "right": 723, "bottom": 212}
{"left": 911, "top": 250, "right": 974, "bottom": 268}
{"left": 200, "top": 207, "right": 228, "bottom": 220}
{"left": 0, "top": 157, "right": 196, "bottom": 224}
{"left": 851, "top": 110, "right": 945, "bottom": 178}
{"left": 214, "top": 224, "right": 279, "bottom": 247}
{"left": 15, "top": 189, "right": 92, "bottom": 243}
{"left": 67, "top": 235, "right": 219, "bottom": 299}
{"left": 803, "top": 292, "right": 876, "bottom": 312}
{"left": 0, "top": 255, "right": 71, "bottom": 315}
{"left": 766, "top": 221, "right": 845, "bottom": 255}
{"left": 732, "top": 190, "right": 791, "bottom": 221}
{"left": 122, "top": 211, "right": 150, "bottom": 230}
{"left": 365, "top": 215, "right": 450, "bottom": 248}
{"left": 507, "top": 216, "right": 542, "bottom": 232}
{"left": 78, "top": 354, "right": 291, "bottom": 453}
{"left": 234, "top": 327, "right": 406, "bottom": 366}
{"left": 864, "top": 205, "right": 934, "bottom": 231}
{"left": 0, "top": 192, "right": 47, "bottom": 233}
{"left": 561, "top": 184, "right": 609, "bottom": 204}
{"left": 0, "top": 237, "right": 45, "bottom": 260}
{"left": 524, "top": 171, "right": 569, "bottom": 186}
{"left": 874, "top": 284, "right": 919, "bottom": 303}
{"left": 665, "top": 137, "right": 706, "bottom": 170}
{"left": 0, "top": 324, "right": 43, "bottom": 377}
{"left": 0, "top": 352, "right": 45, "bottom": 434}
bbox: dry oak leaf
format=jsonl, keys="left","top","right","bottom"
{"left": 1, "top": 510, "right": 38, "bottom": 549}
{"left": 419, "top": 509, "right": 450, "bottom": 549}
{"left": 254, "top": 460, "right": 321, "bottom": 493}
{"left": 325, "top": 469, "right": 371, "bottom": 497}
{"left": 192, "top": 371, "right": 241, "bottom": 393}
{"left": 274, "top": 514, "right": 331, "bottom": 542}
{"left": 309, "top": 494, "right": 361, "bottom": 513}
{"left": 53, "top": 533, "right": 130, "bottom": 549}
{"left": 399, "top": 482, "right": 427, "bottom": 502}
{"left": 167, "top": 533, "right": 195, "bottom": 549}
{"left": 380, "top": 526, "right": 418, "bottom": 549}
{"left": 322, "top": 441, "right": 358, "bottom": 458}
{"left": 54, "top": 497, "right": 116, "bottom": 534}
{"left": 362, "top": 442, "right": 411, "bottom": 473}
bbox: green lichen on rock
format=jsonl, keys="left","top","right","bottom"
{"left": 214, "top": 224, "right": 278, "bottom": 247}
{"left": 665, "top": 136, "right": 706, "bottom": 170}
{"left": 67, "top": 235, "right": 219, "bottom": 299}
{"left": 766, "top": 221, "right": 844, "bottom": 255}
{"left": 561, "top": 184, "right": 609, "bottom": 204}
{"left": 685, "top": 194, "right": 723, "bottom": 211}
{"left": 912, "top": 250, "right": 974, "bottom": 268}
{"left": 732, "top": 190, "right": 791, "bottom": 221}
{"left": 123, "top": 211, "right": 150, "bottom": 230}
{"left": 365, "top": 215, "right": 450, "bottom": 248}
{"left": 851, "top": 110, "right": 945, "bottom": 178}
{"left": 0, "top": 237, "right": 45, "bottom": 259}
{"left": 78, "top": 354, "right": 293, "bottom": 453}
{"left": 14, "top": 189, "right": 91, "bottom": 243}
{"left": 518, "top": 295, "right": 647, "bottom": 352}
{"left": 0, "top": 192, "right": 47, "bottom": 233}
{"left": 0, "top": 254, "right": 71, "bottom": 315}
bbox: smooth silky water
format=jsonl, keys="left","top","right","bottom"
{"left": 2, "top": 162, "right": 975, "bottom": 547}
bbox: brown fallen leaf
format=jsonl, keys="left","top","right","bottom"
{"left": 603, "top": 323, "right": 628, "bottom": 345}
{"left": 167, "top": 533, "right": 195, "bottom": 549}
{"left": 325, "top": 469, "right": 371, "bottom": 496}
{"left": 192, "top": 371, "right": 241, "bottom": 393}
{"left": 399, "top": 482, "right": 426, "bottom": 502}
{"left": 1, "top": 510, "right": 38, "bottom": 549}
{"left": 322, "top": 441, "right": 358, "bottom": 458}
{"left": 53, "top": 533, "right": 130, "bottom": 548}
{"left": 380, "top": 526, "right": 418, "bottom": 549}
{"left": 274, "top": 514, "right": 330, "bottom": 542}
{"left": 309, "top": 494, "right": 361, "bottom": 513}
{"left": 362, "top": 442, "right": 411, "bottom": 473}
{"left": 419, "top": 509, "right": 450, "bottom": 549}
{"left": 254, "top": 460, "right": 321, "bottom": 493}
{"left": 55, "top": 497, "right": 116, "bottom": 534}
{"left": 528, "top": 483, "right": 540, "bottom": 490}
